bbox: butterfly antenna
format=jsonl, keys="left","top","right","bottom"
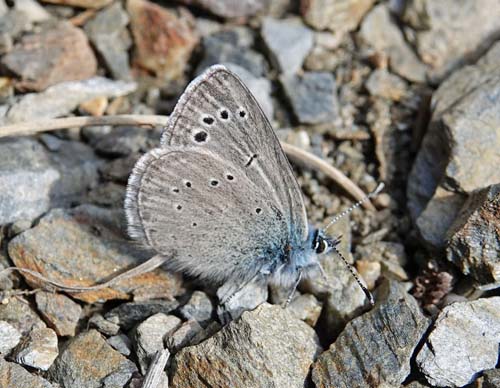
{"left": 325, "top": 182, "right": 385, "bottom": 232}
{"left": 332, "top": 246, "right": 375, "bottom": 306}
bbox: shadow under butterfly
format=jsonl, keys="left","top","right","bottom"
{"left": 125, "top": 64, "right": 382, "bottom": 317}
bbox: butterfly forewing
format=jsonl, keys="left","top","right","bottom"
{"left": 160, "top": 65, "right": 308, "bottom": 245}
{"left": 126, "top": 146, "right": 289, "bottom": 284}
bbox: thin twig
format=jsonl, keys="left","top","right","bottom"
{"left": 141, "top": 349, "right": 170, "bottom": 388}
{"left": 0, "top": 115, "right": 374, "bottom": 209}
{"left": 281, "top": 142, "right": 375, "bottom": 211}
{"left": 0, "top": 115, "right": 169, "bottom": 138}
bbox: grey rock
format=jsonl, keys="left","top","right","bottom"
{"left": 416, "top": 297, "right": 500, "bottom": 387}
{"left": 48, "top": 329, "right": 136, "bottom": 388}
{"left": 0, "top": 10, "right": 32, "bottom": 41}
{"left": 13, "top": 0, "right": 51, "bottom": 23}
{"left": 165, "top": 319, "right": 205, "bottom": 353}
{"left": 312, "top": 280, "right": 430, "bottom": 387}
{"left": 0, "top": 320, "right": 21, "bottom": 354}
{"left": 355, "top": 241, "right": 408, "bottom": 281}
{"left": 0, "top": 0, "right": 6, "bottom": 17}
{"left": 12, "top": 327, "right": 58, "bottom": 371}
{"left": 407, "top": 44, "right": 500, "bottom": 247}
{"left": 0, "top": 358, "right": 55, "bottom": 388}
{"left": 0, "top": 296, "right": 46, "bottom": 335}
{"left": 84, "top": 2, "right": 131, "bottom": 80}
{"left": 6, "top": 77, "right": 136, "bottom": 124}
{"left": 261, "top": 17, "right": 313, "bottom": 74}
{"left": 93, "top": 126, "right": 161, "bottom": 157}
{"left": 408, "top": 0, "right": 500, "bottom": 79}
{"left": 86, "top": 182, "right": 126, "bottom": 208}
{"left": 280, "top": 71, "right": 338, "bottom": 124}
{"left": 197, "top": 30, "right": 267, "bottom": 77}
{"left": 175, "top": 0, "right": 267, "bottom": 18}
{"left": 179, "top": 291, "right": 214, "bottom": 326}
{"left": 171, "top": 303, "right": 321, "bottom": 388}
{"left": 105, "top": 300, "right": 180, "bottom": 330}
{"left": 0, "top": 137, "right": 99, "bottom": 225}
{"left": 35, "top": 291, "right": 82, "bottom": 337}
{"left": 223, "top": 63, "right": 274, "bottom": 120}
{"left": 359, "top": 4, "right": 428, "bottom": 83}
{"left": 134, "top": 313, "right": 181, "bottom": 373}
{"left": 302, "top": 0, "right": 375, "bottom": 33}
{"left": 107, "top": 334, "right": 132, "bottom": 356}
{"left": 365, "top": 69, "right": 408, "bottom": 101}
{"left": 216, "top": 277, "right": 268, "bottom": 323}
{"left": 484, "top": 368, "right": 500, "bottom": 388}
{"left": 416, "top": 187, "right": 467, "bottom": 250}
{"left": 287, "top": 293, "right": 322, "bottom": 327}
{"left": 89, "top": 313, "right": 120, "bottom": 336}
{"left": 100, "top": 154, "right": 139, "bottom": 183}
{"left": 446, "top": 184, "right": 500, "bottom": 283}
{"left": 8, "top": 205, "right": 181, "bottom": 304}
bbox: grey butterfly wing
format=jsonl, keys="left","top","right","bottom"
{"left": 160, "top": 65, "right": 308, "bottom": 245}
{"left": 125, "top": 146, "right": 289, "bottom": 285}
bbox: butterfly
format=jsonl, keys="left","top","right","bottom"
{"left": 125, "top": 65, "right": 376, "bottom": 306}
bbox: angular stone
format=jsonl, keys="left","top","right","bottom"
{"left": 8, "top": 205, "right": 184, "bottom": 303}
{"left": 88, "top": 313, "right": 120, "bottom": 336}
{"left": 165, "top": 319, "right": 205, "bottom": 353}
{"left": 105, "top": 300, "right": 180, "bottom": 330}
{"left": 107, "top": 334, "right": 132, "bottom": 356}
{"left": 13, "top": 0, "right": 51, "bottom": 23}
{"left": 261, "top": 17, "right": 313, "bottom": 74}
{"left": 100, "top": 154, "right": 139, "bottom": 183}
{"left": 216, "top": 277, "right": 268, "bottom": 323}
{"left": 408, "top": 0, "right": 500, "bottom": 79}
{"left": 0, "top": 296, "right": 46, "bottom": 335}
{"left": 407, "top": 43, "right": 500, "bottom": 245}
{"left": 287, "top": 293, "right": 322, "bottom": 327}
{"left": 223, "top": 63, "right": 273, "bottom": 120}
{"left": 0, "top": 358, "right": 55, "bottom": 388}
{"left": 365, "top": 69, "right": 408, "bottom": 101}
{"left": 1, "top": 22, "right": 97, "bottom": 91}
{"left": 447, "top": 184, "right": 500, "bottom": 284}
{"left": 197, "top": 30, "right": 267, "bottom": 77}
{"left": 134, "top": 313, "right": 181, "bottom": 373}
{"left": 84, "top": 2, "right": 131, "bottom": 80}
{"left": 6, "top": 77, "right": 136, "bottom": 123}
{"left": 92, "top": 126, "right": 161, "bottom": 157}
{"left": 302, "top": 0, "right": 374, "bottom": 33}
{"left": 79, "top": 96, "right": 108, "bottom": 116}
{"left": 312, "top": 280, "right": 430, "bottom": 387}
{"left": 359, "top": 4, "right": 427, "bottom": 83}
{"left": 175, "top": 0, "right": 267, "bottom": 18}
{"left": 171, "top": 303, "right": 321, "bottom": 388}
{"left": 179, "top": 291, "right": 214, "bottom": 326}
{"left": 0, "top": 320, "right": 21, "bottom": 354}
{"left": 416, "top": 297, "right": 500, "bottom": 387}
{"left": 35, "top": 291, "right": 82, "bottom": 336}
{"left": 128, "top": 0, "right": 198, "bottom": 81}
{"left": 355, "top": 241, "right": 408, "bottom": 281}
{"left": 41, "top": 0, "right": 112, "bottom": 8}
{"left": 280, "top": 72, "right": 338, "bottom": 124}
{"left": 48, "top": 329, "right": 136, "bottom": 388}
{"left": 12, "top": 327, "right": 58, "bottom": 371}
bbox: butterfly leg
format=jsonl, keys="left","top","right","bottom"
{"left": 283, "top": 268, "right": 303, "bottom": 308}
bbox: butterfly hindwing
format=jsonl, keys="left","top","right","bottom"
{"left": 125, "top": 146, "right": 289, "bottom": 284}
